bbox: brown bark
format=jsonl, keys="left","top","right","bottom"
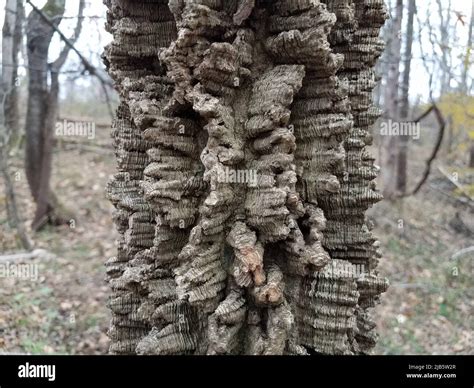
{"left": 470, "top": 142, "right": 474, "bottom": 168}
{"left": 104, "top": 0, "right": 388, "bottom": 355}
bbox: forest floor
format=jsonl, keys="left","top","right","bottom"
{"left": 0, "top": 125, "right": 473, "bottom": 355}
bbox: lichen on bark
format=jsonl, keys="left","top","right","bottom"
{"left": 104, "top": 0, "right": 389, "bottom": 355}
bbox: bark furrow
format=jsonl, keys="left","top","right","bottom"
{"left": 104, "top": 0, "right": 388, "bottom": 355}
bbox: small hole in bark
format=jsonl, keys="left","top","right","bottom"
{"left": 302, "top": 345, "right": 324, "bottom": 355}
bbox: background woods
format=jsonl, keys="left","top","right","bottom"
{"left": 0, "top": 0, "right": 472, "bottom": 355}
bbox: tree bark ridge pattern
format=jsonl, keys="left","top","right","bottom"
{"left": 104, "top": 0, "right": 389, "bottom": 355}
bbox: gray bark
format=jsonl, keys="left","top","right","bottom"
{"left": 396, "top": 0, "right": 416, "bottom": 194}
{"left": 1, "top": 0, "right": 24, "bottom": 141}
{"left": 104, "top": 0, "right": 388, "bottom": 355}
{"left": 382, "top": 0, "right": 403, "bottom": 197}
{"left": 461, "top": 0, "right": 474, "bottom": 94}
{"left": 463, "top": 1, "right": 474, "bottom": 167}
{"left": 1, "top": 0, "right": 31, "bottom": 250}
{"left": 436, "top": 0, "right": 453, "bottom": 93}
{"left": 0, "top": 151, "right": 32, "bottom": 250}
{"left": 25, "top": 0, "right": 85, "bottom": 230}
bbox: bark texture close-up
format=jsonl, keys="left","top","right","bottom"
{"left": 104, "top": 0, "right": 389, "bottom": 355}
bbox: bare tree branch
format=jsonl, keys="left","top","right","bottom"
{"left": 393, "top": 103, "right": 446, "bottom": 198}
{"left": 51, "top": 0, "right": 86, "bottom": 71}
{"left": 25, "top": 0, "right": 113, "bottom": 89}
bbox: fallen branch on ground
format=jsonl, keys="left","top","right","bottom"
{"left": 0, "top": 249, "right": 53, "bottom": 262}
{"left": 437, "top": 166, "right": 474, "bottom": 202}
{"left": 451, "top": 246, "right": 474, "bottom": 260}
{"left": 429, "top": 183, "right": 474, "bottom": 208}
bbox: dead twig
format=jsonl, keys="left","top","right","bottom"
{"left": 0, "top": 249, "right": 53, "bottom": 262}
{"left": 428, "top": 183, "right": 474, "bottom": 208}
{"left": 437, "top": 166, "right": 474, "bottom": 202}
{"left": 393, "top": 103, "right": 446, "bottom": 199}
{"left": 59, "top": 143, "right": 112, "bottom": 154}
{"left": 451, "top": 246, "right": 474, "bottom": 260}
{"left": 54, "top": 137, "right": 112, "bottom": 151}
{"left": 25, "top": 0, "right": 115, "bottom": 121}
{"left": 26, "top": 0, "right": 112, "bottom": 87}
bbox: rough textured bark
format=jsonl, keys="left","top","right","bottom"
{"left": 104, "top": 0, "right": 388, "bottom": 355}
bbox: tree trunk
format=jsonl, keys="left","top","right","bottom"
{"left": 1, "top": 0, "right": 31, "bottom": 250}
{"left": 463, "top": 2, "right": 474, "bottom": 167}
{"left": 1, "top": 0, "right": 24, "bottom": 142}
{"left": 104, "top": 0, "right": 389, "bottom": 355}
{"left": 460, "top": 0, "right": 474, "bottom": 95}
{"left": 396, "top": 0, "right": 416, "bottom": 194}
{"left": 25, "top": 0, "right": 66, "bottom": 229}
{"left": 25, "top": 0, "right": 85, "bottom": 230}
{"left": 0, "top": 152, "right": 32, "bottom": 250}
{"left": 470, "top": 142, "right": 474, "bottom": 168}
{"left": 436, "top": 0, "right": 453, "bottom": 94}
{"left": 381, "top": 0, "right": 403, "bottom": 197}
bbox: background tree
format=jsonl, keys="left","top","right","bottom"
{"left": 464, "top": 0, "right": 474, "bottom": 167}
{"left": 25, "top": 0, "right": 85, "bottom": 230}
{"left": 436, "top": 0, "right": 453, "bottom": 93}
{"left": 381, "top": 0, "right": 403, "bottom": 196}
{"left": 1, "top": 0, "right": 30, "bottom": 250}
{"left": 1, "top": 0, "right": 24, "bottom": 143}
{"left": 460, "top": 0, "right": 474, "bottom": 95}
{"left": 397, "top": 0, "right": 416, "bottom": 194}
